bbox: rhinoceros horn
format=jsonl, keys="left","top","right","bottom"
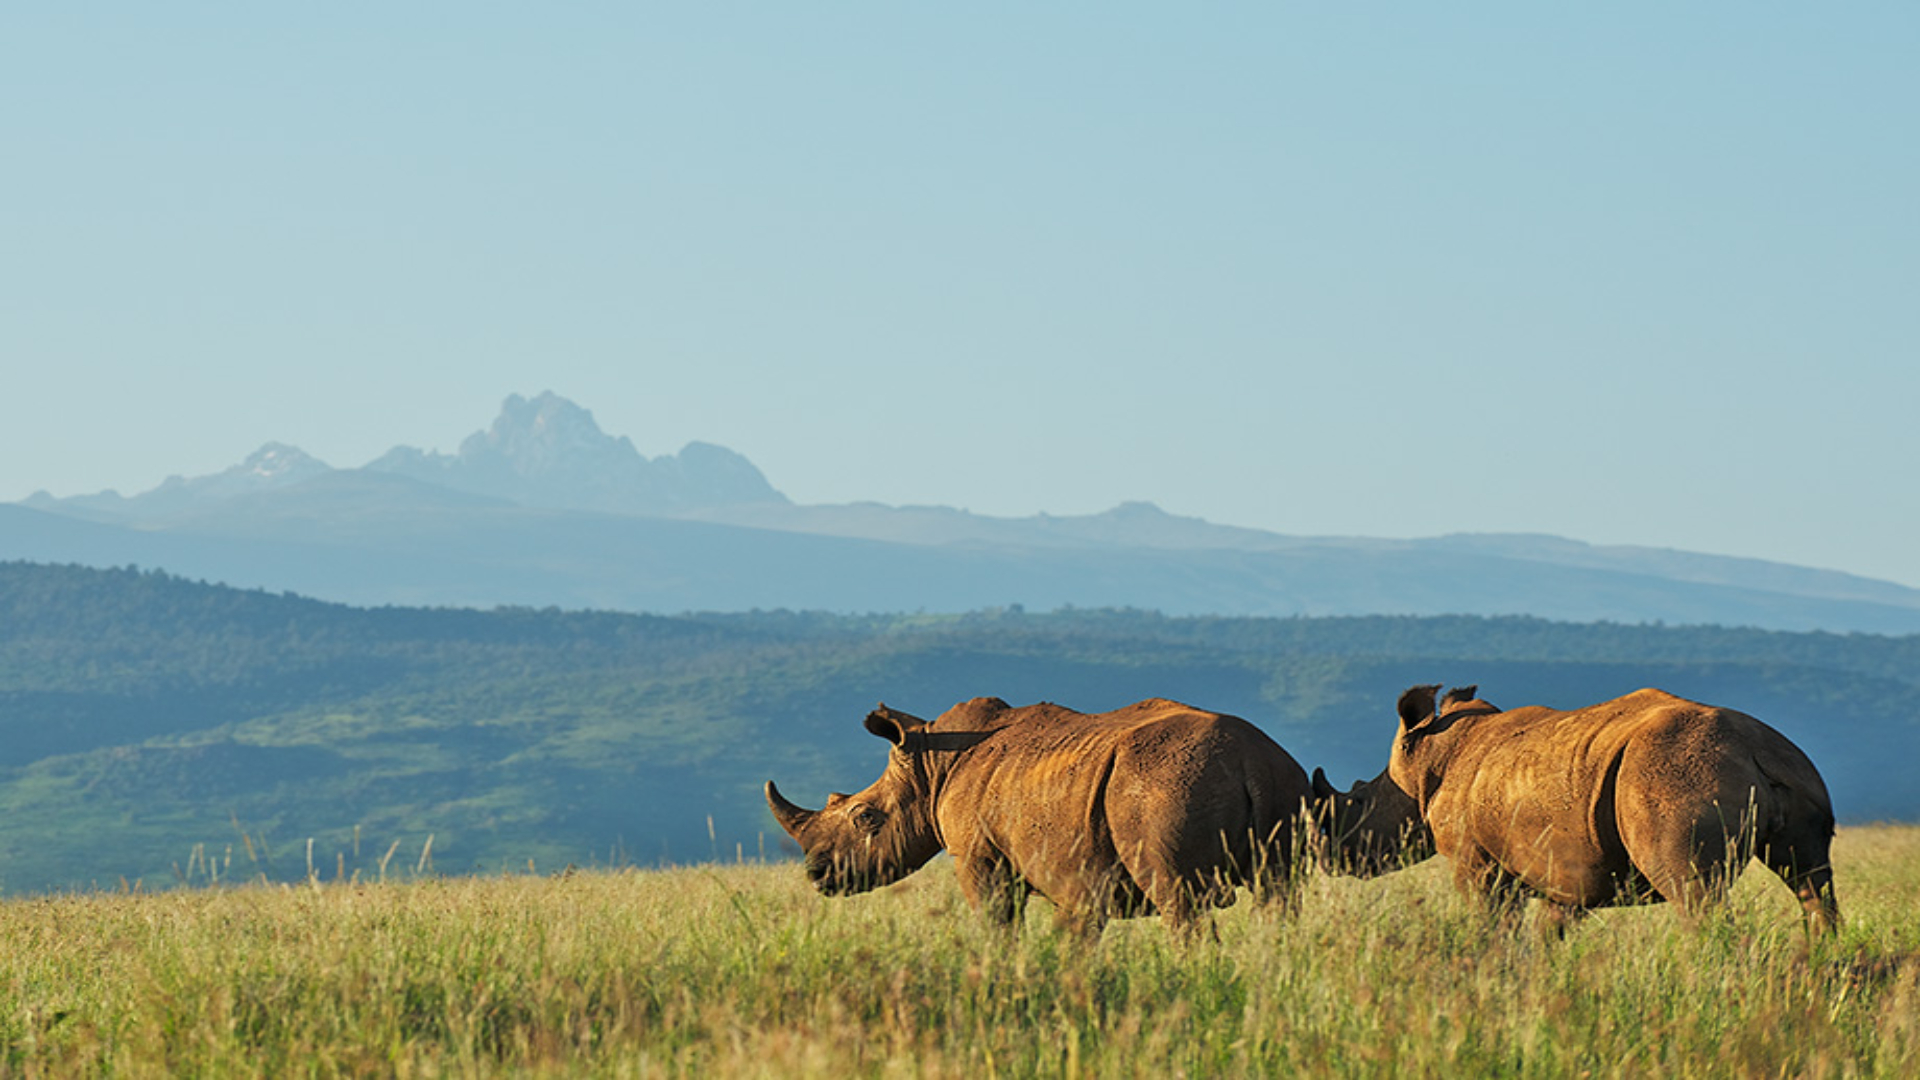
{"left": 1311, "top": 767, "right": 1338, "bottom": 801}
{"left": 764, "top": 780, "right": 814, "bottom": 834}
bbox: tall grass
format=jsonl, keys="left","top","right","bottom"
{"left": 1, "top": 826, "right": 1915, "bottom": 1077}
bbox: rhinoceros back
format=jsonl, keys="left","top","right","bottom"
{"left": 930, "top": 697, "right": 1313, "bottom": 923}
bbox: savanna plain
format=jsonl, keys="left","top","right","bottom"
{"left": 1, "top": 825, "right": 1914, "bottom": 1078}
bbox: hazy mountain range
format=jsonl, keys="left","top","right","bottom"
{"left": 10, "top": 391, "right": 1920, "bottom": 633}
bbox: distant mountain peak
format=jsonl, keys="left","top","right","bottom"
{"left": 458, "top": 392, "right": 643, "bottom": 479}
{"left": 238, "top": 443, "right": 330, "bottom": 482}
{"left": 1103, "top": 501, "right": 1171, "bottom": 519}
{"left": 498, "top": 390, "right": 603, "bottom": 438}
{"left": 368, "top": 391, "right": 788, "bottom": 514}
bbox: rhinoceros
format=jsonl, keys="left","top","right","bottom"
{"left": 1308, "top": 765, "right": 1433, "bottom": 877}
{"left": 765, "top": 696, "right": 1315, "bottom": 939}
{"left": 1386, "top": 683, "right": 1840, "bottom": 934}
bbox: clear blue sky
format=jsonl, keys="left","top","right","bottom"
{"left": 6, "top": 6, "right": 1917, "bottom": 584}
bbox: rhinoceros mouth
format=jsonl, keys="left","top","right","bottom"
{"left": 806, "top": 855, "right": 884, "bottom": 897}
{"left": 1329, "top": 825, "right": 1436, "bottom": 878}
{"left": 804, "top": 855, "right": 845, "bottom": 894}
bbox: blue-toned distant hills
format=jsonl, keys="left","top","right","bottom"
{"left": 10, "top": 391, "right": 1920, "bottom": 633}
{"left": 7, "top": 394, "right": 1915, "bottom": 894}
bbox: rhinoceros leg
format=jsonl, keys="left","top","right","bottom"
{"left": 1535, "top": 898, "right": 1590, "bottom": 940}
{"left": 1050, "top": 864, "right": 1156, "bottom": 943}
{"left": 953, "top": 854, "right": 1030, "bottom": 931}
{"left": 1783, "top": 865, "right": 1840, "bottom": 935}
{"left": 1453, "top": 846, "right": 1530, "bottom": 925}
{"left": 1615, "top": 798, "right": 1749, "bottom": 922}
{"left": 1241, "top": 826, "right": 1300, "bottom": 913}
{"left": 1053, "top": 903, "right": 1112, "bottom": 943}
{"left": 1757, "top": 828, "right": 1841, "bottom": 935}
{"left": 1104, "top": 833, "right": 1210, "bottom": 939}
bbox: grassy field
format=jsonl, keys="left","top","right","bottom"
{"left": 1, "top": 826, "right": 1915, "bottom": 1077}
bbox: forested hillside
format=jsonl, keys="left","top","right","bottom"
{"left": 1, "top": 561, "right": 1914, "bottom": 894}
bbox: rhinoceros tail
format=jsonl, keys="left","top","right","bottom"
{"left": 1750, "top": 733, "right": 1836, "bottom": 842}
{"left": 1749, "top": 739, "right": 1841, "bottom": 933}
{"left": 1240, "top": 769, "right": 1304, "bottom": 901}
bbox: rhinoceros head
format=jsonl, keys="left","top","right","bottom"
{"left": 765, "top": 704, "right": 945, "bottom": 897}
{"left": 1310, "top": 765, "right": 1434, "bottom": 876}
{"left": 1388, "top": 682, "right": 1495, "bottom": 809}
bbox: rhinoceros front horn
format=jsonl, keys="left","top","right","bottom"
{"left": 765, "top": 780, "right": 814, "bottom": 835}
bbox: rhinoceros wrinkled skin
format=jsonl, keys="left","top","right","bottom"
{"left": 1387, "top": 683, "right": 1840, "bottom": 935}
{"left": 765, "top": 696, "right": 1315, "bottom": 939}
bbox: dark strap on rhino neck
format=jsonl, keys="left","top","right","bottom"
{"left": 900, "top": 729, "right": 945, "bottom": 848}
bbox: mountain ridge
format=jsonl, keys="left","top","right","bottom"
{"left": 25, "top": 392, "right": 787, "bottom": 522}
{"left": 12, "top": 392, "right": 1920, "bottom": 633}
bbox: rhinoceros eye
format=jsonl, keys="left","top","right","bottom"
{"left": 849, "top": 804, "right": 887, "bottom": 834}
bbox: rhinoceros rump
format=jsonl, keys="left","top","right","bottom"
{"left": 1388, "top": 684, "right": 1840, "bottom": 935}
{"left": 766, "top": 696, "right": 1314, "bottom": 939}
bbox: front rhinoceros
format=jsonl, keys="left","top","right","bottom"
{"left": 766, "top": 696, "right": 1313, "bottom": 939}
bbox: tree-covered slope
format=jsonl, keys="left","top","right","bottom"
{"left": 0, "top": 562, "right": 1912, "bottom": 894}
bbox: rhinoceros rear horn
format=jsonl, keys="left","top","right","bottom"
{"left": 1397, "top": 684, "right": 1442, "bottom": 730}
{"left": 864, "top": 704, "right": 928, "bottom": 747}
{"left": 765, "top": 781, "right": 813, "bottom": 834}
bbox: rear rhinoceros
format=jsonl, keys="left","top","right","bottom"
{"left": 765, "top": 696, "right": 1314, "bottom": 939}
{"left": 1387, "top": 683, "right": 1839, "bottom": 935}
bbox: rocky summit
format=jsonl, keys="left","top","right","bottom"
{"left": 365, "top": 392, "right": 788, "bottom": 514}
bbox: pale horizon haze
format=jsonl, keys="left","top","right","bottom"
{"left": 5, "top": 8, "right": 1917, "bottom": 586}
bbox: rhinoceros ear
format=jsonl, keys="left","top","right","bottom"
{"left": 864, "top": 704, "right": 929, "bottom": 748}
{"left": 1311, "top": 767, "right": 1338, "bottom": 800}
{"left": 1397, "top": 684, "right": 1442, "bottom": 730}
